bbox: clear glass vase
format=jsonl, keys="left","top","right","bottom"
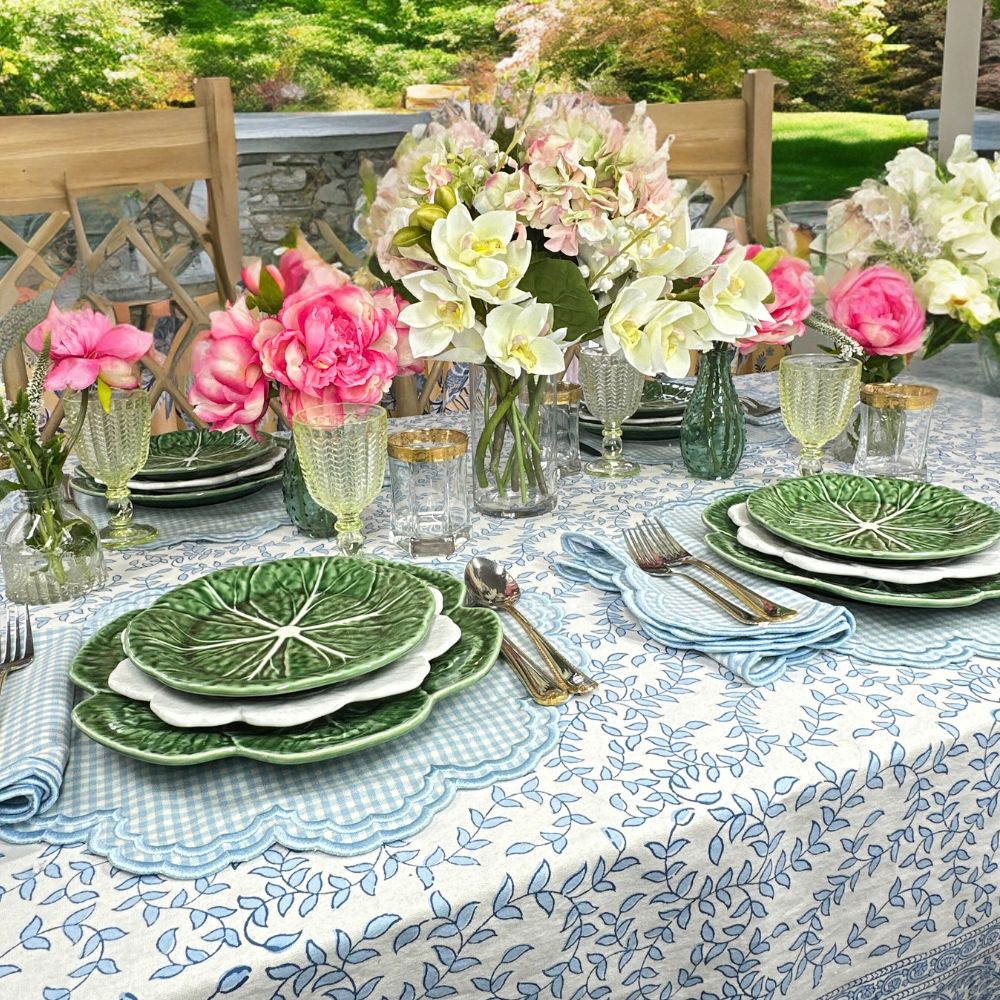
{"left": 469, "top": 363, "right": 558, "bottom": 518}
{"left": 680, "top": 342, "right": 746, "bottom": 479}
{"left": 1, "top": 487, "right": 106, "bottom": 605}
{"left": 282, "top": 440, "right": 338, "bottom": 538}
{"left": 980, "top": 333, "right": 1000, "bottom": 397}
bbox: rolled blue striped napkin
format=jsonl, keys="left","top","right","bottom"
{"left": 0, "top": 626, "right": 79, "bottom": 823}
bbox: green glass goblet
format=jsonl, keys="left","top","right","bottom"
{"left": 64, "top": 388, "right": 158, "bottom": 548}
{"left": 292, "top": 403, "right": 388, "bottom": 556}
{"left": 779, "top": 354, "right": 862, "bottom": 476}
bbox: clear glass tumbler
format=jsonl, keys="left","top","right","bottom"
{"left": 387, "top": 428, "right": 471, "bottom": 556}
{"left": 578, "top": 344, "right": 644, "bottom": 478}
{"left": 63, "top": 388, "right": 157, "bottom": 548}
{"left": 853, "top": 382, "right": 938, "bottom": 481}
{"left": 549, "top": 381, "right": 583, "bottom": 478}
{"left": 292, "top": 403, "right": 388, "bottom": 556}
{"left": 779, "top": 354, "right": 862, "bottom": 476}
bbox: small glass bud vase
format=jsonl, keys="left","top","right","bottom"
{"left": 388, "top": 428, "right": 471, "bottom": 556}
{"left": 1, "top": 487, "right": 106, "bottom": 605}
{"left": 680, "top": 342, "right": 746, "bottom": 480}
{"left": 548, "top": 381, "right": 583, "bottom": 478}
{"left": 853, "top": 382, "right": 938, "bottom": 482}
{"left": 282, "top": 440, "right": 338, "bottom": 538}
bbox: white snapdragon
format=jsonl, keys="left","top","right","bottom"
{"left": 698, "top": 247, "right": 773, "bottom": 341}
{"left": 482, "top": 301, "right": 567, "bottom": 377}
{"left": 915, "top": 259, "right": 1000, "bottom": 328}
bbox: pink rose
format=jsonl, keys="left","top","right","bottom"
{"left": 26, "top": 304, "right": 151, "bottom": 391}
{"left": 827, "top": 265, "right": 926, "bottom": 356}
{"left": 188, "top": 298, "right": 270, "bottom": 435}
{"left": 740, "top": 253, "right": 816, "bottom": 352}
{"left": 373, "top": 287, "right": 422, "bottom": 375}
{"left": 261, "top": 282, "right": 400, "bottom": 421}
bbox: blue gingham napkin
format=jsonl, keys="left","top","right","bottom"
{"left": 553, "top": 532, "right": 854, "bottom": 686}
{"left": 0, "top": 626, "right": 79, "bottom": 822}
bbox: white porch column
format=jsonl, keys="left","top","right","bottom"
{"left": 938, "top": 0, "right": 983, "bottom": 161}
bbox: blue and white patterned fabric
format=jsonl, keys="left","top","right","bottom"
{"left": 0, "top": 367, "right": 998, "bottom": 1000}
{"left": 554, "top": 529, "right": 854, "bottom": 685}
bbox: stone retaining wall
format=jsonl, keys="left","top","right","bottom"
{"left": 234, "top": 112, "right": 428, "bottom": 259}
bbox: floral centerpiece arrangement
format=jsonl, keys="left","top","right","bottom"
{"left": 821, "top": 135, "right": 1000, "bottom": 385}
{"left": 0, "top": 302, "right": 151, "bottom": 602}
{"left": 358, "top": 95, "right": 786, "bottom": 499}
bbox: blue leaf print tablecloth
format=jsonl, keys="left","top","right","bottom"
{"left": 1, "top": 370, "right": 999, "bottom": 1000}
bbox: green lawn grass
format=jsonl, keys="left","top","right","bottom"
{"left": 771, "top": 112, "right": 928, "bottom": 205}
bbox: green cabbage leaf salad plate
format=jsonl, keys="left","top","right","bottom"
{"left": 746, "top": 474, "right": 1000, "bottom": 562}
{"left": 140, "top": 428, "right": 273, "bottom": 480}
{"left": 702, "top": 493, "right": 1000, "bottom": 608}
{"left": 69, "top": 564, "right": 503, "bottom": 765}
{"left": 124, "top": 557, "right": 439, "bottom": 697}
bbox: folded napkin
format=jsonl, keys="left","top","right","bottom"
{"left": 0, "top": 626, "right": 79, "bottom": 823}
{"left": 553, "top": 531, "right": 854, "bottom": 686}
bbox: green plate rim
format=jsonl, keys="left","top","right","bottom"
{"left": 71, "top": 470, "right": 281, "bottom": 508}
{"left": 69, "top": 566, "right": 502, "bottom": 765}
{"left": 745, "top": 474, "right": 1000, "bottom": 562}
{"left": 702, "top": 492, "right": 1000, "bottom": 608}
{"left": 139, "top": 429, "right": 274, "bottom": 480}
{"left": 123, "top": 557, "right": 439, "bottom": 697}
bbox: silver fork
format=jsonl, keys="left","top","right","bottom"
{"left": 740, "top": 396, "right": 780, "bottom": 418}
{"left": 645, "top": 518, "right": 799, "bottom": 622}
{"left": 0, "top": 605, "right": 34, "bottom": 699}
{"left": 623, "top": 527, "right": 765, "bottom": 625}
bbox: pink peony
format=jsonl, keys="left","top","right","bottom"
{"left": 739, "top": 251, "right": 816, "bottom": 352}
{"left": 827, "top": 265, "right": 926, "bottom": 356}
{"left": 373, "top": 287, "right": 422, "bottom": 375}
{"left": 188, "top": 298, "right": 270, "bottom": 435}
{"left": 260, "top": 281, "right": 400, "bottom": 417}
{"left": 26, "top": 304, "right": 151, "bottom": 391}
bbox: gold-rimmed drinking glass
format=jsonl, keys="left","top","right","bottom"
{"left": 63, "top": 387, "right": 157, "bottom": 548}
{"left": 779, "top": 354, "right": 862, "bottom": 476}
{"left": 292, "top": 403, "right": 388, "bottom": 556}
{"left": 578, "top": 343, "right": 645, "bottom": 479}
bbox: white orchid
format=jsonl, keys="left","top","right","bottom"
{"left": 399, "top": 270, "right": 478, "bottom": 358}
{"left": 646, "top": 301, "right": 713, "bottom": 377}
{"left": 431, "top": 204, "right": 531, "bottom": 304}
{"left": 915, "top": 259, "right": 1000, "bottom": 328}
{"left": 602, "top": 275, "right": 666, "bottom": 374}
{"left": 698, "top": 247, "right": 773, "bottom": 342}
{"left": 885, "top": 145, "right": 942, "bottom": 201}
{"left": 482, "top": 300, "right": 567, "bottom": 377}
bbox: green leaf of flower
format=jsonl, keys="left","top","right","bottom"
{"left": 255, "top": 267, "right": 285, "bottom": 316}
{"left": 516, "top": 258, "right": 600, "bottom": 342}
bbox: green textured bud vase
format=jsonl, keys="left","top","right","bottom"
{"left": 980, "top": 332, "right": 1000, "bottom": 397}
{"left": 680, "top": 342, "right": 746, "bottom": 480}
{"left": 282, "top": 440, "right": 338, "bottom": 538}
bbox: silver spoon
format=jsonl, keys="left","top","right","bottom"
{"left": 464, "top": 557, "right": 598, "bottom": 696}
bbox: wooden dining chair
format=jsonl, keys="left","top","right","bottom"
{"left": 0, "top": 77, "right": 242, "bottom": 430}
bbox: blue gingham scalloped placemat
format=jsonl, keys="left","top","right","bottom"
{"left": 72, "top": 483, "right": 291, "bottom": 548}
{"left": 0, "top": 585, "right": 579, "bottom": 878}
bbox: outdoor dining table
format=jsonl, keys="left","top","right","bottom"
{"left": 0, "top": 363, "right": 998, "bottom": 1000}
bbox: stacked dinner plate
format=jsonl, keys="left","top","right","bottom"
{"left": 701, "top": 473, "right": 1000, "bottom": 608}
{"left": 580, "top": 379, "right": 693, "bottom": 442}
{"left": 68, "top": 557, "right": 502, "bottom": 765}
{"left": 71, "top": 429, "right": 285, "bottom": 508}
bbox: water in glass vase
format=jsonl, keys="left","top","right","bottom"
{"left": 469, "top": 364, "right": 558, "bottom": 518}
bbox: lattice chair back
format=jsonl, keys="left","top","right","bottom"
{"left": 0, "top": 78, "right": 242, "bottom": 431}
